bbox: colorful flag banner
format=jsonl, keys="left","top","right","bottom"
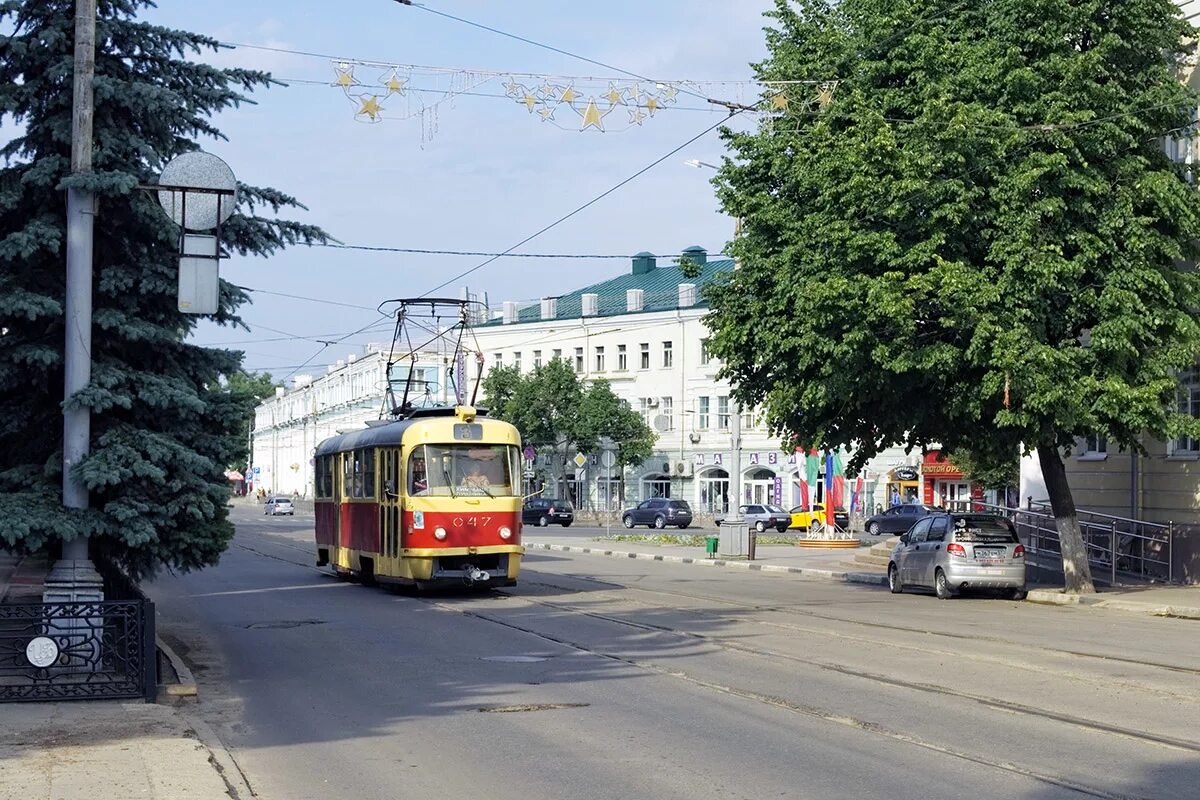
{"left": 805, "top": 450, "right": 820, "bottom": 511}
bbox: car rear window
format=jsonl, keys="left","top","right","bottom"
{"left": 766, "top": 505, "right": 785, "bottom": 513}
{"left": 668, "top": 500, "right": 690, "bottom": 510}
{"left": 952, "top": 517, "right": 1017, "bottom": 543}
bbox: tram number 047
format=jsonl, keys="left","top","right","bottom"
{"left": 453, "top": 516, "right": 492, "bottom": 528}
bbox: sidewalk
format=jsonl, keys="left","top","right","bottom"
{"left": 523, "top": 534, "right": 1200, "bottom": 619}
{"left": 0, "top": 553, "right": 240, "bottom": 799}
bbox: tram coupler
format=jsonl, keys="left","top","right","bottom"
{"left": 464, "top": 565, "right": 491, "bottom": 584}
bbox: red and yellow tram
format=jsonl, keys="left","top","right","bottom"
{"left": 313, "top": 405, "right": 524, "bottom": 588}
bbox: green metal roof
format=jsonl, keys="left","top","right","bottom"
{"left": 486, "top": 254, "right": 734, "bottom": 326}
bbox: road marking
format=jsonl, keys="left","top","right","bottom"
{"left": 187, "top": 583, "right": 350, "bottom": 598}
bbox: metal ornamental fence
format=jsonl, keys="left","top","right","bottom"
{"left": 964, "top": 501, "right": 1180, "bottom": 585}
{"left": 0, "top": 562, "right": 156, "bottom": 703}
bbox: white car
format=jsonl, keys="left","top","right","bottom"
{"left": 264, "top": 496, "right": 295, "bottom": 516}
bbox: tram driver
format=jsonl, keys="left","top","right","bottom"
{"left": 410, "top": 457, "right": 428, "bottom": 495}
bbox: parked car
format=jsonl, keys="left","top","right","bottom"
{"left": 714, "top": 504, "right": 791, "bottom": 533}
{"left": 522, "top": 497, "right": 574, "bottom": 527}
{"left": 863, "top": 503, "right": 935, "bottom": 536}
{"left": 264, "top": 496, "right": 295, "bottom": 516}
{"left": 888, "top": 513, "right": 1026, "bottom": 600}
{"left": 789, "top": 503, "right": 850, "bottom": 531}
{"left": 622, "top": 498, "right": 693, "bottom": 529}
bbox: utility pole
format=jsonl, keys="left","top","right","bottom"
{"left": 729, "top": 400, "right": 742, "bottom": 515}
{"left": 46, "top": 0, "right": 104, "bottom": 603}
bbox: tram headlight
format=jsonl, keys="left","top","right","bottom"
{"left": 499, "top": 527, "right": 512, "bottom": 540}
{"left": 434, "top": 527, "right": 447, "bottom": 541}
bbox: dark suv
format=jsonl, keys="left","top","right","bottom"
{"left": 622, "top": 498, "right": 693, "bottom": 529}
{"left": 522, "top": 497, "right": 574, "bottom": 527}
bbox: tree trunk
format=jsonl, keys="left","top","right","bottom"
{"left": 1036, "top": 445, "right": 1096, "bottom": 594}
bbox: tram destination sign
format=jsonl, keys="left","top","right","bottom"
{"left": 453, "top": 423, "right": 484, "bottom": 441}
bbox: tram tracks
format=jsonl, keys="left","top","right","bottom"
{"left": 230, "top": 534, "right": 1196, "bottom": 798}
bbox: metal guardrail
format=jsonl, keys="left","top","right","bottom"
{"left": 0, "top": 558, "right": 156, "bottom": 703}
{"left": 960, "top": 501, "right": 1177, "bottom": 585}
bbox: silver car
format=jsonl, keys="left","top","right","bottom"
{"left": 888, "top": 513, "right": 1026, "bottom": 600}
{"left": 264, "top": 496, "right": 295, "bottom": 516}
{"left": 714, "top": 504, "right": 791, "bottom": 533}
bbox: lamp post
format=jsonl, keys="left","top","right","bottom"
{"left": 684, "top": 157, "right": 743, "bottom": 519}
{"left": 46, "top": 0, "right": 104, "bottom": 605}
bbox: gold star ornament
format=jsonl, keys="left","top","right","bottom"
{"left": 580, "top": 98, "right": 606, "bottom": 131}
{"left": 357, "top": 95, "right": 382, "bottom": 121}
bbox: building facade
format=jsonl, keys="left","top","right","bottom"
{"left": 249, "top": 346, "right": 450, "bottom": 496}
{"left": 473, "top": 247, "right": 923, "bottom": 516}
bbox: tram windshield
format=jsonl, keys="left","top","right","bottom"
{"left": 408, "top": 444, "right": 521, "bottom": 497}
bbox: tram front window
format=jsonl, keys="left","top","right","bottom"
{"left": 409, "top": 444, "right": 521, "bottom": 497}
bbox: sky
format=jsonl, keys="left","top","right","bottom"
{"left": 138, "top": 0, "right": 774, "bottom": 382}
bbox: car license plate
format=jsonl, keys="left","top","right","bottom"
{"left": 975, "top": 548, "right": 1004, "bottom": 559}
{"left": 982, "top": 569, "right": 1003, "bottom": 575}
{"left": 977, "top": 559, "right": 1003, "bottom": 566}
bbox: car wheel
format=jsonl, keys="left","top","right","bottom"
{"left": 935, "top": 569, "right": 955, "bottom": 600}
{"left": 561, "top": 521, "right": 572, "bottom": 528}
{"left": 776, "top": 524, "right": 788, "bottom": 533}
{"left": 888, "top": 564, "right": 903, "bottom": 594}
{"left": 623, "top": 515, "right": 635, "bottom": 529}
{"left": 653, "top": 516, "right": 666, "bottom": 530}
{"left": 754, "top": 520, "right": 766, "bottom": 533}
{"left": 1009, "top": 588, "right": 1027, "bottom": 601}
{"left": 867, "top": 522, "right": 880, "bottom": 535}
{"left": 677, "top": 524, "right": 689, "bottom": 530}
{"left": 538, "top": 515, "right": 549, "bottom": 527}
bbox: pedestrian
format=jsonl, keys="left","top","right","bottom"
{"left": 890, "top": 487, "right": 901, "bottom": 507}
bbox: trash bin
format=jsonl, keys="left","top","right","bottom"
{"left": 705, "top": 536, "right": 719, "bottom": 558}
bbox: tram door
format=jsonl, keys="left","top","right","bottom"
{"left": 379, "top": 448, "right": 402, "bottom": 562}
{"left": 332, "top": 453, "right": 343, "bottom": 549}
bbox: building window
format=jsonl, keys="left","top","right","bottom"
{"left": 574, "top": 347, "right": 584, "bottom": 373}
{"left": 697, "top": 396, "right": 710, "bottom": 430}
{"left": 700, "top": 338, "right": 711, "bottom": 366}
{"left": 552, "top": 348, "right": 562, "bottom": 361}
{"left": 662, "top": 340, "right": 673, "bottom": 368}
{"left": 617, "top": 344, "right": 627, "bottom": 371}
{"left": 741, "top": 408, "right": 755, "bottom": 430}
{"left": 643, "top": 475, "right": 671, "bottom": 499}
{"left": 639, "top": 342, "right": 650, "bottom": 369}
{"left": 512, "top": 352, "right": 521, "bottom": 373}
{"left": 1082, "top": 433, "right": 1107, "bottom": 456}
{"left": 661, "top": 396, "right": 673, "bottom": 430}
{"left": 1173, "top": 368, "right": 1200, "bottom": 454}
{"left": 639, "top": 397, "right": 655, "bottom": 424}
{"left": 594, "top": 345, "right": 605, "bottom": 372}
{"left": 717, "top": 395, "right": 730, "bottom": 430}
{"left": 493, "top": 353, "right": 502, "bottom": 369}
{"left": 533, "top": 350, "right": 542, "bottom": 369}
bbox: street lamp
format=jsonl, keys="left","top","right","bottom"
{"left": 682, "top": 157, "right": 743, "bottom": 525}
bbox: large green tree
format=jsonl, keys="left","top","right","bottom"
{"left": 0, "top": 0, "right": 327, "bottom": 578}
{"left": 483, "top": 359, "right": 654, "bottom": 496}
{"left": 707, "top": 0, "right": 1200, "bottom": 592}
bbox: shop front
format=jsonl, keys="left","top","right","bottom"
{"left": 886, "top": 466, "right": 920, "bottom": 507}
{"left": 921, "top": 451, "right": 984, "bottom": 510}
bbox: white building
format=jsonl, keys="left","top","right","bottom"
{"left": 249, "top": 346, "right": 449, "bottom": 496}
{"left": 473, "top": 247, "right": 922, "bottom": 515}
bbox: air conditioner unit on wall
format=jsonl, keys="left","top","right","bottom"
{"left": 688, "top": 432, "right": 701, "bottom": 444}
{"left": 674, "top": 461, "right": 693, "bottom": 477}
{"left": 646, "top": 398, "right": 660, "bottom": 408}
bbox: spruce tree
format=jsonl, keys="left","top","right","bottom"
{"left": 0, "top": 0, "right": 328, "bottom": 578}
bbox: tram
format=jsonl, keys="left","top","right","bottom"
{"left": 313, "top": 404, "right": 524, "bottom": 588}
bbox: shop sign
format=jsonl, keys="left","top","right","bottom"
{"left": 768, "top": 452, "right": 778, "bottom": 465}
{"left": 712, "top": 454, "right": 723, "bottom": 465}
{"left": 893, "top": 467, "right": 918, "bottom": 482}
{"left": 749, "top": 453, "right": 760, "bottom": 465}
{"left": 921, "top": 464, "right": 962, "bottom": 476}
{"left": 694, "top": 453, "right": 705, "bottom": 465}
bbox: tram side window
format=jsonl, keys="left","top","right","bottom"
{"left": 314, "top": 456, "right": 334, "bottom": 499}
{"left": 344, "top": 454, "right": 356, "bottom": 498}
{"left": 362, "top": 448, "right": 375, "bottom": 499}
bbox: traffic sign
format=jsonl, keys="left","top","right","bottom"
{"left": 523, "top": 446, "right": 536, "bottom": 460}
{"left": 600, "top": 451, "right": 616, "bottom": 468}
{"left": 573, "top": 453, "right": 588, "bottom": 468}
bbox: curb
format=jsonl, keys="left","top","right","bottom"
{"left": 156, "top": 635, "right": 198, "bottom": 700}
{"left": 524, "top": 542, "right": 887, "bottom": 586}
{"left": 1026, "top": 589, "right": 1200, "bottom": 620}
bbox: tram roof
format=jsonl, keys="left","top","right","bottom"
{"left": 313, "top": 406, "right": 495, "bottom": 456}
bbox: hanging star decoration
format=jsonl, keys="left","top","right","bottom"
{"left": 356, "top": 94, "right": 383, "bottom": 122}
{"left": 383, "top": 68, "right": 408, "bottom": 97}
{"left": 499, "top": 77, "right": 682, "bottom": 132}
{"left": 333, "top": 63, "right": 358, "bottom": 89}
{"left": 762, "top": 80, "right": 840, "bottom": 115}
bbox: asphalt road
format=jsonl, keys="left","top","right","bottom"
{"left": 149, "top": 506, "right": 1200, "bottom": 800}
